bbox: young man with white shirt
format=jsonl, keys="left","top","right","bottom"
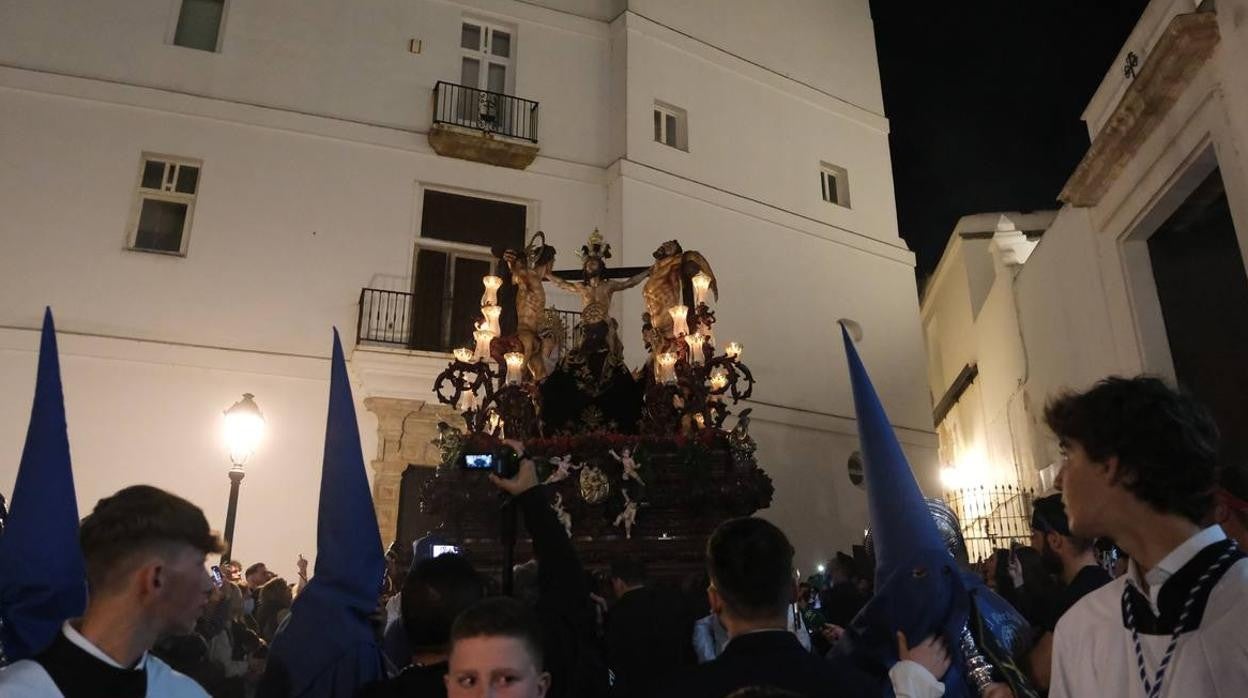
{"left": 0, "top": 485, "right": 221, "bottom": 697}
{"left": 1046, "top": 376, "right": 1248, "bottom": 698}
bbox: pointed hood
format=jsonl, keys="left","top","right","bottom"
{"left": 0, "top": 309, "right": 87, "bottom": 660}
{"left": 840, "top": 323, "right": 949, "bottom": 583}
{"left": 835, "top": 322, "right": 972, "bottom": 694}
{"left": 263, "top": 329, "right": 385, "bottom": 696}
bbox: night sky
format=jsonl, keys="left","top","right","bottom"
{"left": 869, "top": 1, "right": 1151, "bottom": 276}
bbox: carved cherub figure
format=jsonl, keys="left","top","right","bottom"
{"left": 609, "top": 448, "right": 645, "bottom": 486}
{"left": 614, "top": 490, "right": 638, "bottom": 539}
{"left": 544, "top": 454, "right": 581, "bottom": 484}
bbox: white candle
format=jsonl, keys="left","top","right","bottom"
{"left": 657, "top": 352, "right": 678, "bottom": 384}
{"left": 458, "top": 389, "right": 478, "bottom": 412}
{"left": 504, "top": 352, "right": 525, "bottom": 384}
{"left": 684, "top": 333, "right": 705, "bottom": 364}
{"left": 669, "top": 305, "right": 690, "bottom": 337}
{"left": 482, "top": 305, "right": 503, "bottom": 336}
{"left": 453, "top": 347, "right": 474, "bottom": 364}
{"left": 481, "top": 275, "right": 503, "bottom": 306}
{"left": 692, "top": 272, "right": 713, "bottom": 306}
{"left": 473, "top": 329, "right": 495, "bottom": 362}
{"left": 725, "top": 341, "right": 743, "bottom": 360}
{"left": 709, "top": 367, "right": 729, "bottom": 392}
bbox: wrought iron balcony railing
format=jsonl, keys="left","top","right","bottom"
{"left": 432, "top": 81, "right": 539, "bottom": 143}
{"left": 357, "top": 288, "right": 579, "bottom": 353}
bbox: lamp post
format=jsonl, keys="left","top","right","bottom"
{"left": 221, "top": 393, "right": 265, "bottom": 564}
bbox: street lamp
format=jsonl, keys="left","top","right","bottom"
{"left": 221, "top": 393, "right": 264, "bottom": 564}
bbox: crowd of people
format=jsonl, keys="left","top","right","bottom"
{"left": 2, "top": 316, "right": 1247, "bottom": 697}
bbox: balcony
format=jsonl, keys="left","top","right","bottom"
{"left": 427, "top": 81, "right": 540, "bottom": 169}
{"left": 357, "top": 287, "right": 580, "bottom": 354}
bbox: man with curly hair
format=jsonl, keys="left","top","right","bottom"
{"left": 1046, "top": 376, "right": 1248, "bottom": 698}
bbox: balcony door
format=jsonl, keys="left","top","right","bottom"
{"left": 411, "top": 189, "right": 526, "bottom": 352}
{"left": 459, "top": 20, "right": 513, "bottom": 129}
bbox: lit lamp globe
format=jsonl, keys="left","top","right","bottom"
{"left": 224, "top": 393, "right": 265, "bottom": 469}
{"left": 691, "top": 272, "right": 713, "bottom": 306}
{"left": 220, "top": 393, "right": 264, "bottom": 564}
{"left": 482, "top": 275, "right": 503, "bottom": 306}
{"left": 504, "top": 352, "right": 526, "bottom": 384}
{"left": 669, "top": 306, "right": 690, "bottom": 337}
{"left": 482, "top": 305, "right": 503, "bottom": 336}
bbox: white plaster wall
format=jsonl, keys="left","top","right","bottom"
{"left": 0, "top": 329, "right": 350, "bottom": 583}
{"left": 627, "top": 0, "right": 886, "bottom": 116}
{"left": 0, "top": 81, "right": 608, "bottom": 356}
{"left": 0, "top": 0, "right": 935, "bottom": 568}
{"left": 615, "top": 175, "right": 931, "bottom": 433}
{"left": 623, "top": 15, "right": 902, "bottom": 249}
{"left": 0, "top": 0, "right": 613, "bottom": 165}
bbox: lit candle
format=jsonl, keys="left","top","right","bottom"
{"left": 482, "top": 305, "right": 502, "bottom": 336}
{"left": 709, "top": 367, "right": 729, "bottom": 392}
{"left": 473, "top": 329, "right": 495, "bottom": 362}
{"left": 453, "top": 347, "right": 474, "bottom": 364}
{"left": 692, "top": 272, "right": 713, "bottom": 306}
{"left": 504, "top": 352, "right": 525, "bottom": 384}
{"left": 656, "top": 352, "right": 678, "bottom": 384}
{"left": 487, "top": 411, "right": 504, "bottom": 438}
{"left": 684, "top": 333, "right": 705, "bottom": 364}
{"left": 458, "top": 389, "right": 478, "bottom": 412}
{"left": 669, "top": 305, "right": 690, "bottom": 337}
{"left": 725, "top": 341, "right": 743, "bottom": 360}
{"left": 481, "top": 275, "right": 503, "bottom": 306}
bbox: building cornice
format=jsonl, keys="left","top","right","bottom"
{"left": 1060, "top": 11, "right": 1220, "bottom": 207}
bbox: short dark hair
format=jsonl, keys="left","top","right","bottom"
{"left": 1045, "top": 376, "right": 1220, "bottom": 524}
{"left": 1031, "top": 494, "right": 1094, "bottom": 553}
{"left": 402, "top": 554, "right": 484, "bottom": 651}
{"left": 609, "top": 558, "right": 647, "bottom": 586}
{"left": 707, "top": 517, "right": 795, "bottom": 621}
{"left": 245, "top": 562, "right": 267, "bottom": 578}
{"left": 450, "top": 596, "right": 545, "bottom": 669}
{"left": 79, "top": 485, "right": 223, "bottom": 592}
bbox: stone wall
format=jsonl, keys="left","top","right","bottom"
{"left": 363, "top": 396, "right": 459, "bottom": 543}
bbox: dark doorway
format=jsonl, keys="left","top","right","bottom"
{"left": 395, "top": 465, "right": 442, "bottom": 553}
{"left": 411, "top": 190, "right": 526, "bottom": 351}
{"left": 1148, "top": 169, "right": 1248, "bottom": 469}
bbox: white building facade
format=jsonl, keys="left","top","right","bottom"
{"left": 921, "top": 0, "right": 1248, "bottom": 502}
{"left": 0, "top": 0, "right": 936, "bottom": 577}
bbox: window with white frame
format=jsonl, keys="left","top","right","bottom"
{"left": 410, "top": 189, "right": 527, "bottom": 351}
{"left": 127, "top": 155, "right": 201, "bottom": 255}
{"left": 173, "top": 0, "right": 226, "bottom": 52}
{"left": 653, "top": 102, "right": 689, "bottom": 151}
{"left": 820, "top": 163, "right": 850, "bottom": 208}
{"left": 456, "top": 18, "right": 516, "bottom": 129}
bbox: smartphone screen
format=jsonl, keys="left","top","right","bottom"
{"left": 464, "top": 454, "right": 494, "bottom": 470}
{"left": 210, "top": 565, "right": 224, "bottom": 588}
{"left": 432, "top": 544, "right": 461, "bottom": 557}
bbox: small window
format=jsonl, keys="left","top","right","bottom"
{"left": 173, "top": 0, "right": 226, "bottom": 52}
{"left": 127, "top": 155, "right": 202, "bottom": 256}
{"left": 820, "top": 163, "right": 850, "bottom": 208}
{"left": 653, "top": 102, "right": 688, "bottom": 151}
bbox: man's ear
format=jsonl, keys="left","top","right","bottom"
{"left": 707, "top": 584, "right": 724, "bottom": 616}
{"left": 135, "top": 558, "right": 163, "bottom": 599}
{"left": 536, "top": 671, "right": 552, "bottom": 696}
{"left": 1046, "top": 531, "right": 1064, "bottom": 554}
{"left": 1103, "top": 454, "right": 1123, "bottom": 485}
